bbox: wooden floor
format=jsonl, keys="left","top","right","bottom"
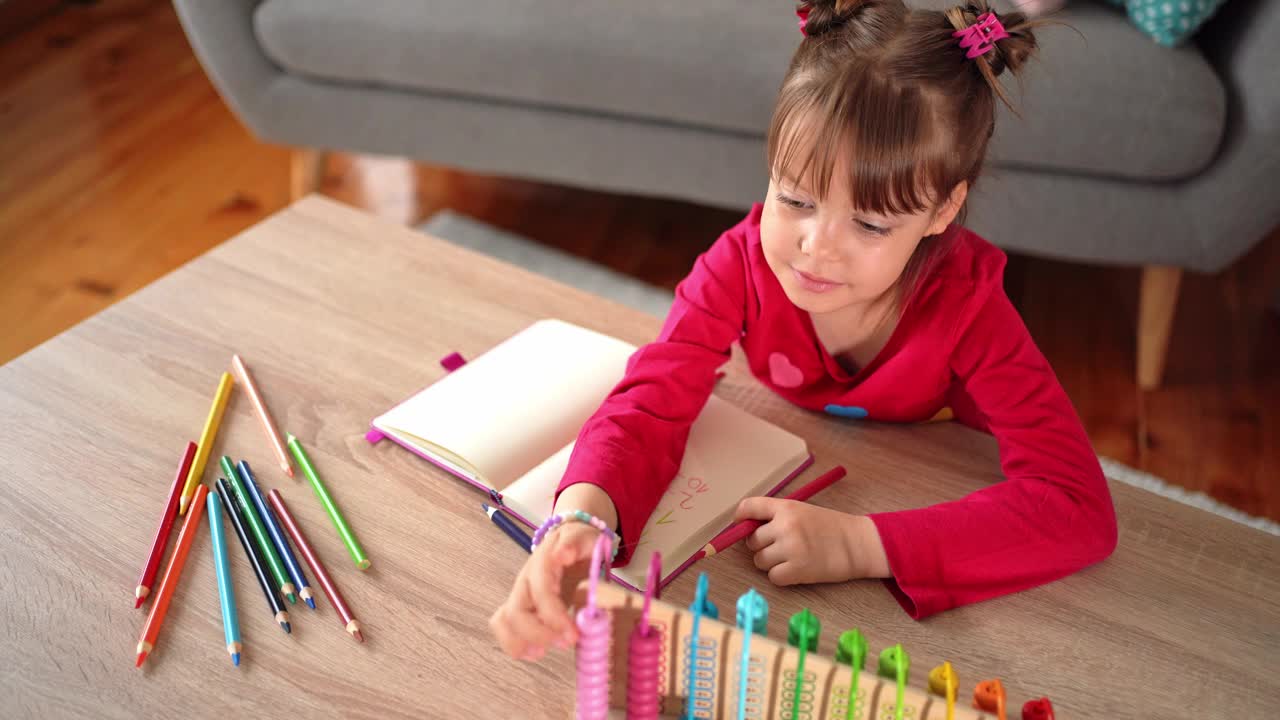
{"left": 3, "top": 0, "right": 1278, "bottom": 520}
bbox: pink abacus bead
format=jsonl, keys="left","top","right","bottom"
{"left": 626, "top": 625, "right": 663, "bottom": 720}
{"left": 576, "top": 607, "right": 612, "bottom": 720}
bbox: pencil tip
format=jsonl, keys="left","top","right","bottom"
{"left": 284, "top": 465, "right": 294, "bottom": 478}
{"left": 135, "top": 652, "right": 147, "bottom": 668}
{"left": 134, "top": 597, "right": 144, "bottom": 609}
{"left": 232, "top": 653, "right": 240, "bottom": 666}
{"left": 287, "top": 593, "right": 297, "bottom": 604}
{"left": 352, "top": 630, "right": 364, "bottom": 643}
{"left": 178, "top": 497, "right": 188, "bottom": 515}
{"left": 306, "top": 597, "right": 316, "bottom": 610}
{"left": 281, "top": 622, "right": 292, "bottom": 634}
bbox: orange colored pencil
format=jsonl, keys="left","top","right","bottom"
{"left": 231, "top": 354, "right": 293, "bottom": 478}
{"left": 136, "top": 483, "right": 208, "bottom": 668}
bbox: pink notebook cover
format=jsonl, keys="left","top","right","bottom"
{"left": 367, "top": 353, "right": 815, "bottom": 592}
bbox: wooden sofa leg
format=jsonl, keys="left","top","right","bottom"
{"left": 290, "top": 148, "right": 328, "bottom": 200}
{"left": 1137, "top": 265, "right": 1182, "bottom": 391}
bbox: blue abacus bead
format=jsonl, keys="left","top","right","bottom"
{"left": 735, "top": 588, "right": 768, "bottom": 635}
{"left": 689, "top": 572, "right": 719, "bottom": 620}
{"left": 691, "top": 594, "right": 719, "bottom": 621}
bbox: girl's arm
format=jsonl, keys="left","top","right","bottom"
{"left": 555, "top": 220, "right": 754, "bottom": 565}
{"left": 868, "top": 287, "right": 1118, "bottom": 619}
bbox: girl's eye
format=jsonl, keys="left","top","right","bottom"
{"left": 857, "top": 220, "right": 890, "bottom": 236}
{"left": 776, "top": 193, "right": 811, "bottom": 210}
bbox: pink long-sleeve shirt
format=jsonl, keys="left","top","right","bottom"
{"left": 557, "top": 204, "right": 1117, "bottom": 619}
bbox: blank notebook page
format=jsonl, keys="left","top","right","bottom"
{"left": 373, "top": 319, "right": 635, "bottom": 489}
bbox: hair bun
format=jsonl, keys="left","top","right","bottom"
{"left": 798, "top": 0, "right": 885, "bottom": 37}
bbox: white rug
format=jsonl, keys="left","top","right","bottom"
{"left": 420, "top": 211, "right": 1279, "bottom": 536}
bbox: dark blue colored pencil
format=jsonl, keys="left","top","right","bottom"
{"left": 482, "top": 503, "right": 532, "bottom": 553}
{"left": 238, "top": 460, "right": 316, "bottom": 610}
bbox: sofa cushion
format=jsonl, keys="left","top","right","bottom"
{"left": 254, "top": 0, "right": 1225, "bottom": 181}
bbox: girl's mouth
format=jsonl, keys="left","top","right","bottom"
{"left": 792, "top": 267, "right": 843, "bottom": 293}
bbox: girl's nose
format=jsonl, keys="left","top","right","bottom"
{"left": 799, "top": 223, "right": 842, "bottom": 260}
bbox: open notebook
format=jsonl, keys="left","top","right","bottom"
{"left": 368, "top": 319, "right": 812, "bottom": 590}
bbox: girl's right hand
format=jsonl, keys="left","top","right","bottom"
{"left": 489, "top": 520, "right": 604, "bottom": 660}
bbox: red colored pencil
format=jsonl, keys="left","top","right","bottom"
{"left": 135, "top": 441, "right": 197, "bottom": 608}
{"left": 693, "top": 465, "right": 847, "bottom": 561}
{"left": 136, "top": 483, "right": 208, "bottom": 667}
{"left": 267, "top": 489, "right": 363, "bottom": 642}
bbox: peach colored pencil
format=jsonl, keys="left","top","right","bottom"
{"left": 231, "top": 354, "right": 294, "bottom": 478}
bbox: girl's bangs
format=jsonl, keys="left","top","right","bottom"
{"left": 767, "top": 67, "right": 952, "bottom": 217}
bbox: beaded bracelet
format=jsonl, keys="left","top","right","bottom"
{"left": 531, "top": 510, "right": 620, "bottom": 558}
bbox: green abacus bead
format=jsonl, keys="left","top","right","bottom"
{"left": 787, "top": 608, "right": 820, "bottom": 651}
{"left": 836, "top": 629, "right": 868, "bottom": 668}
{"left": 878, "top": 643, "right": 910, "bottom": 681}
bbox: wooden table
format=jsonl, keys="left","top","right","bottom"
{"left": 2, "top": 197, "right": 1277, "bottom": 719}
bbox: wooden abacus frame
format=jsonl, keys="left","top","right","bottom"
{"left": 574, "top": 581, "right": 996, "bottom": 720}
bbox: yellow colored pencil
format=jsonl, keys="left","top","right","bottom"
{"left": 179, "top": 372, "right": 234, "bottom": 515}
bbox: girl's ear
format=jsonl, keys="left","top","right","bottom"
{"left": 926, "top": 181, "right": 968, "bottom": 236}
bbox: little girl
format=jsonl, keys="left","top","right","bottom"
{"left": 491, "top": 0, "right": 1117, "bottom": 660}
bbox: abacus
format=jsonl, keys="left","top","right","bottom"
{"left": 571, "top": 544, "right": 1054, "bottom": 720}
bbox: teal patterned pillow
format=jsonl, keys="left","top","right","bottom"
{"left": 1106, "top": 0, "right": 1228, "bottom": 47}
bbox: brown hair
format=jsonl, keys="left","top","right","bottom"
{"left": 769, "top": 0, "right": 1041, "bottom": 296}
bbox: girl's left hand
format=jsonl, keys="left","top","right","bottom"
{"left": 734, "top": 498, "right": 887, "bottom": 586}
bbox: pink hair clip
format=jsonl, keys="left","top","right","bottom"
{"left": 796, "top": 6, "right": 810, "bottom": 36}
{"left": 952, "top": 12, "right": 1009, "bottom": 59}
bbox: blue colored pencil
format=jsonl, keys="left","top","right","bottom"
{"left": 238, "top": 460, "right": 316, "bottom": 610}
{"left": 482, "top": 503, "right": 533, "bottom": 553}
{"left": 735, "top": 589, "right": 769, "bottom": 720}
{"left": 206, "top": 491, "right": 242, "bottom": 666}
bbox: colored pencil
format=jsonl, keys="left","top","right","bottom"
{"left": 231, "top": 354, "right": 293, "bottom": 478}
{"left": 694, "top": 465, "right": 847, "bottom": 561}
{"left": 216, "top": 478, "right": 290, "bottom": 634}
{"left": 239, "top": 459, "right": 315, "bottom": 610}
{"left": 206, "top": 490, "right": 242, "bottom": 666}
{"left": 135, "top": 441, "right": 196, "bottom": 608}
{"left": 135, "top": 484, "right": 208, "bottom": 667}
{"left": 179, "top": 372, "right": 234, "bottom": 515}
{"left": 286, "top": 434, "right": 370, "bottom": 570}
{"left": 268, "top": 488, "right": 363, "bottom": 642}
{"left": 222, "top": 456, "right": 296, "bottom": 603}
{"left": 482, "top": 503, "right": 532, "bottom": 553}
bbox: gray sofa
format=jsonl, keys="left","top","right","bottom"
{"left": 173, "top": 0, "right": 1278, "bottom": 389}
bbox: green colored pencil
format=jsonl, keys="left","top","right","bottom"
{"left": 221, "top": 455, "right": 297, "bottom": 603}
{"left": 286, "top": 434, "right": 370, "bottom": 570}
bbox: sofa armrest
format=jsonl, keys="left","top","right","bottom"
{"left": 172, "top": 0, "right": 280, "bottom": 139}
{"left": 1183, "top": 0, "right": 1280, "bottom": 268}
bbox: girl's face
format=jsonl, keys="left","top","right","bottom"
{"left": 760, "top": 148, "right": 966, "bottom": 317}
